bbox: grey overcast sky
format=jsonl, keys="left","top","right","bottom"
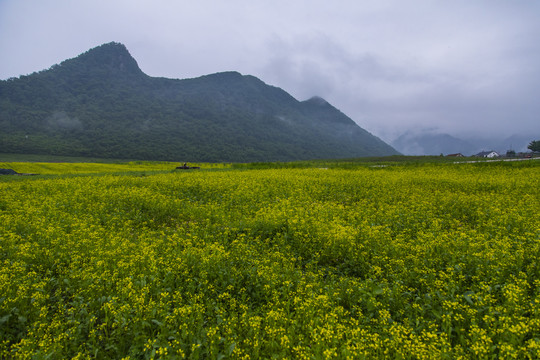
{"left": 1, "top": 0, "right": 539, "bottom": 142}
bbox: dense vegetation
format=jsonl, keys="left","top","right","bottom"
{"left": 529, "top": 140, "right": 540, "bottom": 153}
{"left": 0, "top": 42, "right": 398, "bottom": 162}
{"left": 1, "top": 159, "right": 539, "bottom": 358}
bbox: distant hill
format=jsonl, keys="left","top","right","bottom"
{"left": 0, "top": 42, "right": 398, "bottom": 162}
{"left": 392, "top": 131, "right": 538, "bottom": 156}
{"left": 392, "top": 132, "right": 476, "bottom": 156}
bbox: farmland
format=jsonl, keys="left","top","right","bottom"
{"left": 1, "top": 160, "right": 539, "bottom": 359}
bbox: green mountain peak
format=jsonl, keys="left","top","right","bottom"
{"left": 54, "top": 42, "right": 144, "bottom": 79}
{"left": 0, "top": 42, "right": 399, "bottom": 161}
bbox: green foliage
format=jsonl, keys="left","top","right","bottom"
{"left": 0, "top": 43, "right": 399, "bottom": 162}
{"left": 0, "top": 160, "right": 539, "bottom": 358}
{"left": 528, "top": 140, "right": 540, "bottom": 152}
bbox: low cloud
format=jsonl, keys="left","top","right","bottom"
{"left": 47, "top": 111, "right": 83, "bottom": 130}
{"left": 258, "top": 30, "right": 540, "bottom": 142}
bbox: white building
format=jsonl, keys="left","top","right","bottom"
{"left": 475, "top": 151, "right": 500, "bottom": 158}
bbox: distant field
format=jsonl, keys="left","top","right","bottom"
{"left": 0, "top": 159, "right": 230, "bottom": 176}
{"left": 0, "top": 154, "right": 466, "bottom": 176}
{"left": 1, "top": 160, "right": 539, "bottom": 358}
{"left": 0, "top": 152, "right": 499, "bottom": 166}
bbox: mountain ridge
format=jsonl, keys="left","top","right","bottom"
{"left": 0, "top": 42, "right": 399, "bottom": 162}
{"left": 391, "top": 131, "right": 537, "bottom": 156}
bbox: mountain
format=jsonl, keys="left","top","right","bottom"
{"left": 0, "top": 42, "right": 398, "bottom": 162}
{"left": 391, "top": 132, "right": 476, "bottom": 156}
{"left": 392, "top": 130, "right": 538, "bottom": 156}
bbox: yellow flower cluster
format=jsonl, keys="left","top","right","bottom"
{"left": 0, "top": 161, "right": 538, "bottom": 358}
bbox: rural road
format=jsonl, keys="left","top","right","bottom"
{"left": 453, "top": 157, "right": 539, "bottom": 164}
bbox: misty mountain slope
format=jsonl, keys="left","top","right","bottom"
{"left": 0, "top": 42, "right": 399, "bottom": 162}
{"left": 392, "top": 132, "right": 477, "bottom": 156}
{"left": 391, "top": 131, "right": 538, "bottom": 156}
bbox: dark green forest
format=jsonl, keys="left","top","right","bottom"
{"left": 0, "top": 42, "right": 399, "bottom": 162}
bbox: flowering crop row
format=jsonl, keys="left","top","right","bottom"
{"left": 1, "top": 161, "right": 539, "bottom": 359}
{"left": 0, "top": 161, "right": 227, "bottom": 175}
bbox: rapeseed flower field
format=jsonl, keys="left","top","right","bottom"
{"left": 0, "top": 160, "right": 539, "bottom": 359}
